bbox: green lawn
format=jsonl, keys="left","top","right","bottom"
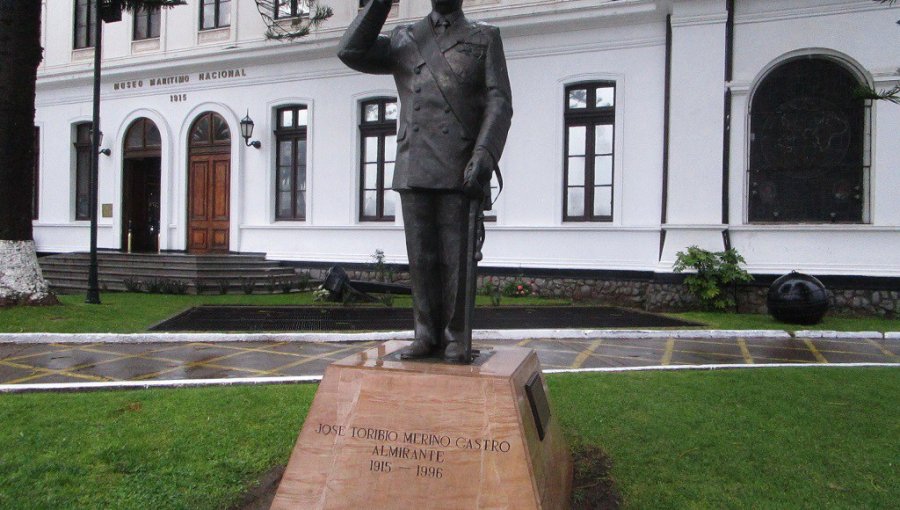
{"left": 0, "top": 292, "right": 567, "bottom": 334}
{"left": 550, "top": 368, "right": 899, "bottom": 508}
{"left": 670, "top": 311, "right": 898, "bottom": 333}
{"left": 0, "top": 384, "right": 317, "bottom": 510}
{"left": 1, "top": 369, "right": 897, "bottom": 509}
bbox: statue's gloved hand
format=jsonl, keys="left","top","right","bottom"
{"left": 463, "top": 147, "right": 494, "bottom": 199}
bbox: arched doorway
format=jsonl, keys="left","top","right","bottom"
{"left": 187, "top": 111, "right": 231, "bottom": 253}
{"left": 748, "top": 57, "right": 867, "bottom": 223}
{"left": 122, "top": 118, "right": 161, "bottom": 252}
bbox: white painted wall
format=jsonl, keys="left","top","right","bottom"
{"left": 32, "top": 0, "right": 900, "bottom": 277}
{"left": 657, "top": 0, "right": 728, "bottom": 269}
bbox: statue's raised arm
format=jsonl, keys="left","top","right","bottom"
{"left": 337, "top": 0, "right": 395, "bottom": 75}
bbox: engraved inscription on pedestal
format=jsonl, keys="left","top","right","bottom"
{"left": 311, "top": 423, "right": 512, "bottom": 481}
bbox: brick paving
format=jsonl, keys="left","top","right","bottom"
{"left": 0, "top": 335, "right": 897, "bottom": 386}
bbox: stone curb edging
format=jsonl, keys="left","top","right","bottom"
{"left": 0, "top": 329, "right": 793, "bottom": 344}
{"left": 544, "top": 362, "right": 900, "bottom": 374}
{"left": 1, "top": 330, "right": 896, "bottom": 345}
{"left": 2, "top": 362, "right": 898, "bottom": 394}
{"left": 793, "top": 330, "right": 885, "bottom": 339}
{"left": 474, "top": 329, "right": 792, "bottom": 340}
{"left": 0, "top": 331, "right": 415, "bottom": 344}
{"left": 0, "top": 376, "right": 323, "bottom": 394}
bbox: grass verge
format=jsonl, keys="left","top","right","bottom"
{"left": 670, "top": 311, "right": 898, "bottom": 332}
{"left": 1, "top": 368, "right": 897, "bottom": 508}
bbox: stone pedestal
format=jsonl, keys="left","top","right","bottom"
{"left": 271, "top": 340, "right": 572, "bottom": 509}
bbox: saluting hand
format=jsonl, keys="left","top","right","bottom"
{"left": 463, "top": 147, "right": 494, "bottom": 199}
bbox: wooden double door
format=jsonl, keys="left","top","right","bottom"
{"left": 188, "top": 153, "right": 230, "bottom": 253}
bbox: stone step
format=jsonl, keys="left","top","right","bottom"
{"left": 41, "top": 257, "right": 288, "bottom": 266}
{"left": 42, "top": 251, "right": 267, "bottom": 260}
{"left": 44, "top": 276, "right": 316, "bottom": 295}
{"left": 41, "top": 264, "right": 296, "bottom": 278}
{"left": 39, "top": 252, "right": 307, "bottom": 295}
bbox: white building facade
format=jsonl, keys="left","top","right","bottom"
{"left": 32, "top": 0, "right": 900, "bottom": 309}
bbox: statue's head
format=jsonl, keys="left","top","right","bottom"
{"left": 431, "top": 0, "right": 463, "bottom": 15}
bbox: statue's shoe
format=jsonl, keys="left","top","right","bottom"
{"left": 442, "top": 341, "right": 468, "bottom": 363}
{"left": 399, "top": 339, "right": 439, "bottom": 359}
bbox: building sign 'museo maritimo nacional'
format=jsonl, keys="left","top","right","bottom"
{"left": 112, "top": 68, "right": 247, "bottom": 92}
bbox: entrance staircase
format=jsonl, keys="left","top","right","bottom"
{"left": 38, "top": 252, "right": 300, "bottom": 295}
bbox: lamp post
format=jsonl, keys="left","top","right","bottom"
{"left": 85, "top": 2, "right": 106, "bottom": 304}
{"left": 85, "top": 1, "right": 123, "bottom": 305}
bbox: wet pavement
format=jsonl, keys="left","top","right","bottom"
{"left": 0, "top": 335, "right": 897, "bottom": 386}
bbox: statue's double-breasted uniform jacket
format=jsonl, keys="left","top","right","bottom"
{"left": 338, "top": 1, "right": 513, "bottom": 191}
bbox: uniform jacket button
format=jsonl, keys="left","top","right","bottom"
{"left": 414, "top": 103, "right": 421, "bottom": 111}
{"left": 413, "top": 125, "right": 420, "bottom": 132}
{"left": 442, "top": 127, "right": 449, "bottom": 134}
{"left": 444, "top": 106, "right": 451, "bottom": 113}
{"left": 414, "top": 67, "right": 421, "bottom": 74}
{"left": 415, "top": 86, "right": 422, "bottom": 93}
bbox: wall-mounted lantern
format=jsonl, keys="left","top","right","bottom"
{"left": 240, "top": 111, "right": 262, "bottom": 149}
{"left": 93, "top": 130, "right": 111, "bottom": 156}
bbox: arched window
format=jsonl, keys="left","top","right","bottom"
{"left": 748, "top": 57, "right": 868, "bottom": 223}
{"left": 189, "top": 111, "right": 231, "bottom": 153}
{"left": 124, "top": 118, "right": 161, "bottom": 158}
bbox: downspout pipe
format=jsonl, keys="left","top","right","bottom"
{"left": 659, "top": 13, "right": 673, "bottom": 260}
{"left": 721, "top": 0, "right": 734, "bottom": 251}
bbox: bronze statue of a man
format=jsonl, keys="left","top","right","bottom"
{"left": 338, "top": 0, "right": 513, "bottom": 362}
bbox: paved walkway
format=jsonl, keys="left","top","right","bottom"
{"left": 1, "top": 333, "right": 897, "bottom": 388}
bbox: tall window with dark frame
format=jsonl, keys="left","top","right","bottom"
{"left": 200, "top": 0, "right": 231, "bottom": 30}
{"left": 748, "top": 57, "right": 868, "bottom": 223}
{"left": 73, "top": 0, "right": 96, "bottom": 49}
{"left": 74, "top": 123, "right": 93, "bottom": 221}
{"left": 275, "top": 105, "right": 309, "bottom": 221}
{"left": 275, "top": 0, "right": 310, "bottom": 19}
{"left": 33, "top": 127, "right": 40, "bottom": 220}
{"left": 359, "top": 98, "right": 398, "bottom": 222}
{"left": 133, "top": 6, "right": 161, "bottom": 40}
{"left": 563, "top": 82, "right": 616, "bottom": 221}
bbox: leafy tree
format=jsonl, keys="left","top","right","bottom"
{"left": 253, "top": 0, "right": 333, "bottom": 40}
{"left": 0, "top": 0, "right": 182, "bottom": 306}
{"left": 0, "top": 0, "right": 55, "bottom": 306}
